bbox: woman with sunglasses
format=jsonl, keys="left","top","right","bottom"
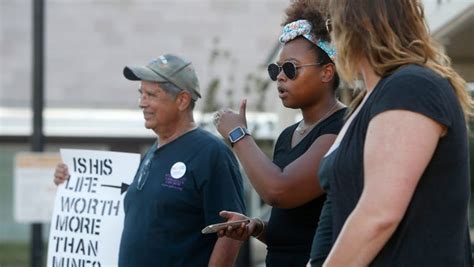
{"left": 212, "top": 1, "right": 345, "bottom": 266}
{"left": 312, "top": 0, "right": 472, "bottom": 266}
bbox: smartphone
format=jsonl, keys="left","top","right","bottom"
{"left": 201, "top": 219, "right": 250, "bottom": 234}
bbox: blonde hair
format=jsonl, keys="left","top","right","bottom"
{"left": 326, "top": 0, "right": 473, "bottom": 120}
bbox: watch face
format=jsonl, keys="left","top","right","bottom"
{"left": 229, "top": 128, "right": 245, "bottom": 142}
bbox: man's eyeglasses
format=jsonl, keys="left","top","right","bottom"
{"left": 267, "top": 62, "right": 322, "bottom": 81}
{"left": 136, "top": 157, "right": 152, "bottom": 190}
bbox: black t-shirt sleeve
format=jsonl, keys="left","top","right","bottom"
{"left": 202, "top": 145, "right": 246, "bottom": 225}
{"left": 369, "top": 70, "right": 452, "bottom": 128}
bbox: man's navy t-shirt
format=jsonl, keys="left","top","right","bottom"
{"left": 118, "top": 128, "right": 245, "bottom": 267}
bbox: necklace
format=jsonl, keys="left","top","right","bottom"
{"left": 295, "top": 101, "right": 339, "bottom": 136}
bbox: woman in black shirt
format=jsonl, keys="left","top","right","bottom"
{"left": 313, "top": 0, "right": 473, "bottom": 266}
{"left": 212, "top": 1, "right": 345, "bottom": 266}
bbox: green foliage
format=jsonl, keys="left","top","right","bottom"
{"left": 242, "top": 73, "right": 271, "bottom": 112}
{"left": 202, "top": 37, "right": 272, "bottom": 112}
{"left": 202, "top": 78, "right": 221, "bottom": 113}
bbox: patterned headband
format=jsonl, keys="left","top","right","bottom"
{"left": 279, "top": 19, "right": 336, "bottom": 62}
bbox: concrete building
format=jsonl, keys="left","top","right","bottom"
{"left": 1, "top": 0, "right": 288, "bottom": 112}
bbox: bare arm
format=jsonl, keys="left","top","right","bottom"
{"left": 233, "top": 134, "right": 334, "bottom": 208}
{"left": 216, "top": 100, "right": 334, "bottom": 208}
{"left": 208, "top": 236, "right": 242, "bottom": 267}
{"left": 323, "top": 110, "right": 444, "bottom": 266}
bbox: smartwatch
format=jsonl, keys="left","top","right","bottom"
{"left": 228, "top": 127, "right": 250, "bottom": 146}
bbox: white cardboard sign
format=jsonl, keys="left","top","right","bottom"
{"left": 14, "top": 152, "right": 61, "bottom": 223}
{"left": 47, "top": 149, "right": 140, "bottom": 267}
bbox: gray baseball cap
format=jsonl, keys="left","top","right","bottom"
{"left": 123, "top": 54, "right": 201, "bottom": 100}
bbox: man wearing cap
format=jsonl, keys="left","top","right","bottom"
{"left": 120, "top": 54, "right": 245, "bottom": 266}
{"left": 54, "top": 54, "right": 246, "bottom": 267}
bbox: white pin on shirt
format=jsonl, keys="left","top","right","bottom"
{"left": 170, "top": 162, "right": 186, "bottom": 179}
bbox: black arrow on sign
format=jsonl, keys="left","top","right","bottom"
{"left": 101, "top": 183, "right": 130, "bottom": 194}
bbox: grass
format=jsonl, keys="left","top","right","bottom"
{"left": 0, "top": 243, "right": 47, "bottom": 267}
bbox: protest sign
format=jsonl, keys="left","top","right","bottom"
{"left": 47, "top": 149, "right": 140, "bottom": 267}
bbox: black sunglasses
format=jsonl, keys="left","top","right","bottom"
{"left": 267, "top": 62, "right": 322, "bottom": 81}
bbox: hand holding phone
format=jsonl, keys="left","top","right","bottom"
{"left": 201, "top": 219, "right": 250, "bottom": 234}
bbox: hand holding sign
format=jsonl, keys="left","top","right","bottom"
{"left": 53, "top": 163, "right": 70, "bottom": 186}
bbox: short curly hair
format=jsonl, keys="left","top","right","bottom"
{"left": 283, "top": 0, "right": 330, "bottom": 43}
{"left": 282, "top": 0, "right": 339, "bottom": 89}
